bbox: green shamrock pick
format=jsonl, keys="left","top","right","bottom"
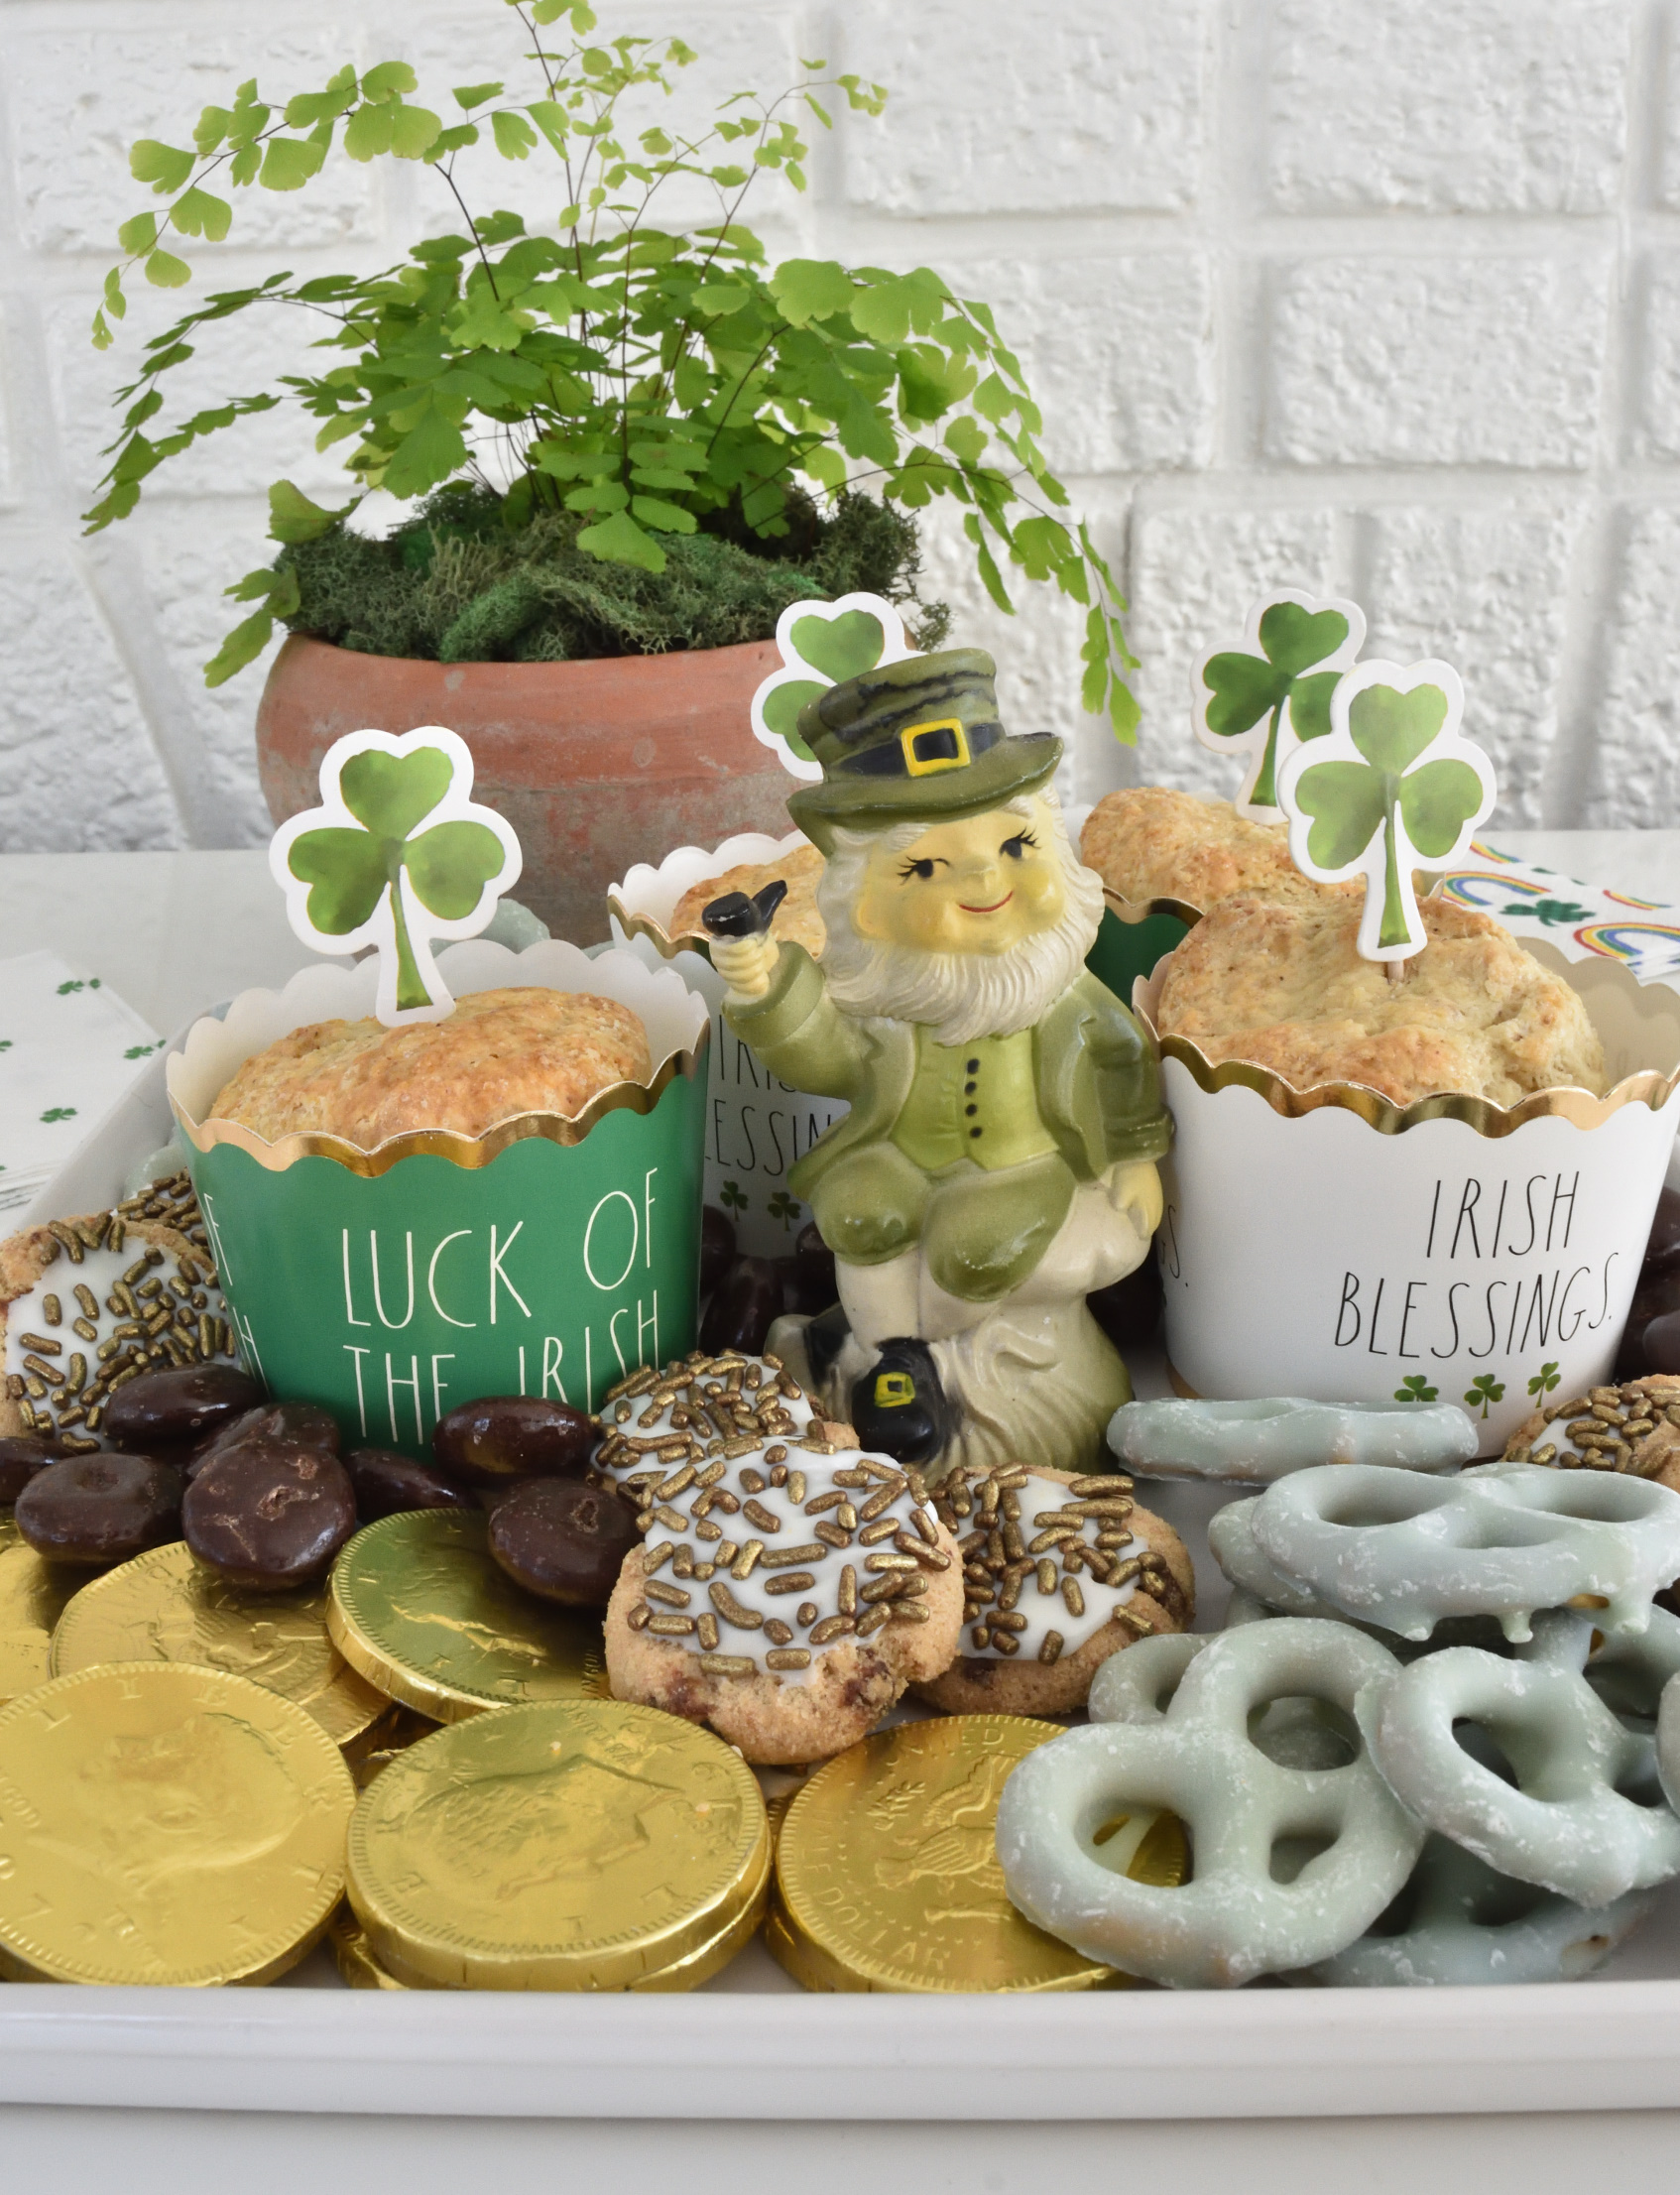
{"left": 1193, "top": 590, "right": 1367, "bottom": 818}
{"left": 750, "top": 591, "right": 917, "bottom": 781}
{"left": 1276, "top": 660, "right": 1496, "bottom": 962}
{"left": 270, "top": 727, "right": 522, "bottom": 1023}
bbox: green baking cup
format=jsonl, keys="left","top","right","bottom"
{"left": 183, "top": 1067, "right": 705, "bottom": 1455}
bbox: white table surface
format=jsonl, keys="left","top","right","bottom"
{"left": 4, "top": 830, "right": 1680, "bottom": 2192}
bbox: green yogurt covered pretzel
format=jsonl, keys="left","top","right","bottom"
{"left": 995, "top": 1619, "right": 1424, "bottom": 1989}
{"left": 1659, "top": 1669, "right": 1680, "bottom": 1816}
{"left": 1363, "top": 1645, "right": 1680, "bottom": 1906}
{"left": 1296, "top": 1834, "right": 1655, "bottom": 1988}
{"left": 1250, "top": 1462, "right": 1680, "bottom": 1643}
{"left": 1108, "top": 1397, "right": 1476, "bottom": 1484}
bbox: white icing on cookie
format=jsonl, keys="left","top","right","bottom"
{"left": 934, "top": 1463, "right": 1169, "bottom": 1662}
{"left": 4, "top": 1227, "right": 235, "bottom": 1446}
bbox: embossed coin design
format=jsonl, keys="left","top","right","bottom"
{"left": 327, "top": 1510, "right": 609, "bottom": 1722}
{"left": 0, "top": 1515, "right": 79, "bottom": 1707}
{"left": 0, "top": 1661, "right": 355, "bottom": 1985}
{"left": 50, "top": 1540, "right": 388, "bottom": 1749}
{"left": 772, "top": 1715, "right": 1151, "bottom": 1992}
{"left": 345, "top": 1698, "right": 768, "bottom": 1989}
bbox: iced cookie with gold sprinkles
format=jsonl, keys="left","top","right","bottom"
{"left": 912, "top": 1463, "right": 1194, "bottom": 1717}
{"left": 1, "top": 1179, "right": 238, "bottom": 1452}
{"left": 601, "top": 1404, "right": 963, "bottom": 1766}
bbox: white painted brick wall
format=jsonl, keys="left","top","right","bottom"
{"left": 3, "top": 0, "right": 1680, "bottom": 851}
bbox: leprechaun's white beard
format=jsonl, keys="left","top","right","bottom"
{"left": 817, "top": 793, "right": 1106, "bottom": 1045}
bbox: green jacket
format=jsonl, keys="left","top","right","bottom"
{"left": 724, "top": 946, "right": 1172, "bottom": 1211}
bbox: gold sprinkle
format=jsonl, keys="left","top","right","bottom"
{"left": 644, "top": 1579, "right": 691, "bottom": 1609}
{"left": 1036, "top": 1557, "right": 1058, "bottom": 1596}
{"left": 628, "top": 1604, "right": 653, "bottom": 1632}
{"left": 647, "top": 1615, "right": 697, "bottom": 1637}
{"left": 698, "top": 1653, "right": 756, "bottom": 1677}
{"left": 766, "top": 1647, "right": 812, "bottom": 1670}
{"left": 864, "top": 1551, "right": 917, "bottom": 1573}
{"left": 742, "top": 1497, "right": 782, "bottom": 1533}
{"left": 808, "top": 1615, "right": 855, "bottom": 1646}
{"left": 708, "top": 1582, "right": 764, "bottom": 1632}
{"left": 1062, "top": 1578, "right": 1086, "bottom": 1620}
{"left": 786, "top": 1470, "right": 806, "bottom": 1505}
{"left": 733, "top": 1538, "right": 765, "bottom": 1580}
{"left": 763, "top": 1571, "right": 816, "bottom": 1596}
{"left": 40, "top": 1294, "right": 61, "bottom": 1327}
{"left": 18, "top": 1333, "right": 61, "bottom": 1356}
{"left": 1038, "top": 1631, "right": 1064, "bottom": 1664}
{"left": 760, "top": 1541, "right": 827, "bottom": 1569}
{"left": 696, "top": 1613, "right": 720, "bottom": 1651}
{"left": 796, "top": 1601, "right": 818, "bottom": 1626}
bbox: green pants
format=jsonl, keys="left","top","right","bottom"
{"left": 808, "top": 1146, "right": 1077, "bottom": 1303}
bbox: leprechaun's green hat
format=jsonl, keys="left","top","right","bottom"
{"left": 785, "top": 649, "right": 1062, "bottom": 853}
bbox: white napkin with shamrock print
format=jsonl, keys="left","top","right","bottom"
{"left": 0, "top": 952, "right": 163, "bottom": 1216}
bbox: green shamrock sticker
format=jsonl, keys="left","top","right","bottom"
{"left": 270, "top": 727, "right": 521, "bottom": 1024}
{"left": 1277, "top": 659, "right": 1496, "bottom": 961}
{"left": 750, "top": 592, "right": 917, "bottom": 783}
{"left": 1193, "top": 590, "right": 1366, "bottom": 818}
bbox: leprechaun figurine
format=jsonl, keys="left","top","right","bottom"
{"left": 707, "top": 648, "right": 1170, "bottom": 1481}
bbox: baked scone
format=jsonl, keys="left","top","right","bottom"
{"left": 1082, "top": 788, "right": 1350, "bottom": 914}
{"left": 1156, "top": 893, "right": 1607, "bottom": 1107}
{"left": 912, "top": 1462, "right": 1193, "bottom": 1717}
{"left": 1502, "top": 1376, "right": 1680, "bottom": 1495}
{"left": 594, "top": 1350, "right": 962, "bottom": 1764}
{"left": 210, "top": 987, "right": 652, "bottom": 1146}
{"left": 2, "top": 1205, "right": 230, "bottom": 1447}
{"left": 669, "top": 840, "right": 826, "bottom": 957}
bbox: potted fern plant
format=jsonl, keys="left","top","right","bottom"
{"left": 86, "top": 2, "right": 1136, "bottom": 940}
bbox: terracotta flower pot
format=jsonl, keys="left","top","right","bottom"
{"left": 255, "top": 634, "right": 793, "bottom": 944}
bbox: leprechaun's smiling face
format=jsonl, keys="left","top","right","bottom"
{"left": 851, "top": 796, "right": 1067, "bottom": 958}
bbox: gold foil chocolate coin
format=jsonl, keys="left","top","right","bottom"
{"left": 773, "top": 1714, "right": 1149, "bottom": 1993}
{"left": 0, "top": 1515, "right": 79, "bottom": 1707}
{"left": 346, "top": 1698, "right": 768, "bottom": 1989}
{"left": 51, "top": 1539, "right": 389, "bottom": 1749}
{"left": 0, "top": 1661, "right": 355, "bottom": 1986}
{"left": 329, "top": 1903, "right": 406, "bottom": 1991}
{"left": 327, "top": 1510, "right": 609, "bottom": 1723}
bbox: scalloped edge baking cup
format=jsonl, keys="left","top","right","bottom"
{"left": 607, "top": 832, "right": 851, "bottom": 1257}
{"left": 344, "top": 1698, "right": 769, "bottom": 1990}
{"left": 165, "top": 939, "right": 709, "bottom": 1451}
{"left": 608, "top": 825, "right": 814, "bottom": 962}
{"left": 0, "top": 1661, "right": 354, "bottom": 1986}
{"left": 1135, "top": 940, "right": 1680, "bottom": 1456}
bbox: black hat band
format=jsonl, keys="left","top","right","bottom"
{"left": 838, "top": 715, "right": 1004, "bottom": 780}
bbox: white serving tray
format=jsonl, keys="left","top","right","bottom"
{"left": 9, "top": 1011, "right": 1680, "bottom": 2123}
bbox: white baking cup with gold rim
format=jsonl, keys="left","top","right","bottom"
{"left": 1136, "top": 944, "right": 1680, "bottom": 1457}
{"left": 607, "top": 829, "right": 849, "bottom": 1259}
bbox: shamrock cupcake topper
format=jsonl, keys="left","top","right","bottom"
{"left": 1193, "top": 589, "right": 1367, "bottom": 820}
{"left": 1276, "top": 659, "right": 1497, "bottom": 963}
{"left": 269, "top": 726, "right": 522, "bottom": 1025}
{"left": 750, "top": 591, "right": 917, "bottom": 783}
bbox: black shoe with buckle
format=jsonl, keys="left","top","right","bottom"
{"left": 849, "top": 1337, "right": 951, "bottom": 1467}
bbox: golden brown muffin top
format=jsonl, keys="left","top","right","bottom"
{"left": 1156, "top": 893, "right": 1607, "bottom": 1107}
{"left": 1081, "top": 787, "right": 1348, "bottom": 913}
{"left": 209, "top": 987, "right": 653, "bottom": 1147}
{"left": 669, "top": 839, "right": 826, "bottom": 957}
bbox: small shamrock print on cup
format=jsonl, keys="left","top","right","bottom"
{"left": 719, "top": 1180, "right": 750, "bottom": 1216}
{"left": 767, "top": 1189, "right": 801, "bottom": 1232}
{"left": 1527, "top": 1361, "right": 1562, "bottom": 1401}
{"left": 1393, "top": 1375, "right": 1439, "bottom": 1403}
{"left": 270, "top": 727, "right": 521, "bottom": 1026}
{"left": 1464, "top": 1374, "right": 1506, "bottom": 1421}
